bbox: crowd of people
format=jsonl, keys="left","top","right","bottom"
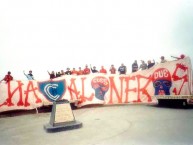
{"left": 0, "top": 54, "right": 186, "bottom": 83}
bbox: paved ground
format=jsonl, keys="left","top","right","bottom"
{"left": 0, "top": 104, "right": 193, "bottom": 145}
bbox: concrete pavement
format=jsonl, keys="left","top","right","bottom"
{"left": 0, "top": 104, "right": 193, "bottom": 145}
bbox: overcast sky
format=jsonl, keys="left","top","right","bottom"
{"left": 0, "top": 0, "right": 193, "bottom": 80}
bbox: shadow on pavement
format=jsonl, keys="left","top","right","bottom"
{"left": 147, "top": 102, "right": 193, "bottom": 109}
{"left": 1, "top": 102, "right": 192, "bottom": 118}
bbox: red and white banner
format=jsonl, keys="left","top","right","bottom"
{"left": 0, "top": 57, "right": 192, "bottom": 112}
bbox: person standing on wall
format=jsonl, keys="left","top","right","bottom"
{"left": 0, "top": 71, "right": 13, "bottom": 83}
{"left": 83, "top": 65, "right": 90, "bottom": 75}
{"left": 109, "top": 64, "right": 116, "bottom": 74}
{"left": 132, "top": 60, "right": 138, "bottom": 72}
{"left": 23, "top": 70, "right": 34, "bottom": 80}
{"left": 47, "top": 71, "right": 56, "bottom": 79}
{"left": 77, "top": 67, "right": 84, "bottom": 75}
{"left": 147, "top": 60, "right": 155, "bottom": 69}
{"left": 171, "top": 54, "right": 186, "bottom": 60}
{"left": 71, "top": 68, "right": 78, "bottom": 75}
{"left": 65, "top": 68, "right": 72, "bottom": 75}
{"left": 118, "top": 63, "right": 127, "bottom": 75}
{"left": 90, "top": 64, "right": 98, "bottom": 73}
{"left": 99, "top": 66, "right": 107, "bottom": 74}
{"left": 160, "top": 56, "right": 167, "bottom": 63}
{"left": 139, "top": 60, "right": 147, "bottom": 70}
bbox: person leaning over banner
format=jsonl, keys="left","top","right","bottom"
{"left": 47, "top": 71, "right": 55, "bottom": 79}
{"left": 100, "top": 66, "right": 107, "bottom": 74}
{"left": 23, "top": 70, "right": 34, "bottom": 80}
{"left": 60, "top": 70, "right": 65, "bottom": 76}
{"left": 160, "top": 56, "right": 167, "bottom": 63}
{"left": 71, "top": 68, "right": 78, "bottom": 75}
{"left": 109, "top": 64, "right": 116, "bottom": 74}
{"left": 90, "top": 64, "right": 98, "bottom": 73}
{"left": 77, "top": 67, "right": 84, "bottom": 75}
{"left": 56, "top": 72, "right": 61, "bottom": 77}
{"left": 83, "top": 65, "right": 90, "bottom": 75}
{"left": 65, "top": 68, "right": 72, "bottom": 75}
{"left": 0, "top": 71, "right": 13, "bottom": 83}
{"left": 171, "top": 54, "right": 186, "bottom": 60}
{"left": 132, "top": 60, "right": 138, "bottom": 72}
{"left": 139, "top": 60, "right": 147, "bottom": 70}
{"left": 118, "top": 63, "right": 127, "bottom": 75}
{"left": 147, "top": 60, "right": 155, "bottom": 69}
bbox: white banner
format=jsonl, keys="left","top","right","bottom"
{"left": 0, "top": 57, "right": 192, "bottom": 112}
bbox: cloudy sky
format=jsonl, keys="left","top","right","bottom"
{"left": 0, "top": 0, "right": 193, "bottom": 80}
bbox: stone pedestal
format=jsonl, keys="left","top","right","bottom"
{"left": 44, "top": 99, "right": 82, "bottom": 132}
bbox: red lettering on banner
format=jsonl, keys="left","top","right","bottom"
{"left": 172, "top": 88, "right": 177, "bottom": 95}
{"left": 67, "top": 78, "right": 80, "bottom": 100}
{"left": 154, "top": 69, "right": 169, "bottom": 80}
{"left": 68, "top": 77, "right": 94, "bottom": 103}
{"left": 133, "top": 75, "right": 152, "bottom": 103}
{"left": 172, "top": 63, "right": 188, "bottom": 95}
{"left": 108, "top": 76, "right": 124, "bottom": 104}
{"left": 0, "top": 81, "right": 24, "bottom": 107}
{"left": 172, "top": 63, "right": 188, "bottom": 81}
{"left": 124, "top": 76, "right": 137, "bottom": 103}
{"left": 24, "top": 81, "right": 42, "bottom": 107}
{"left": 79, "top": 77, "right": 94, "bottom": 103}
